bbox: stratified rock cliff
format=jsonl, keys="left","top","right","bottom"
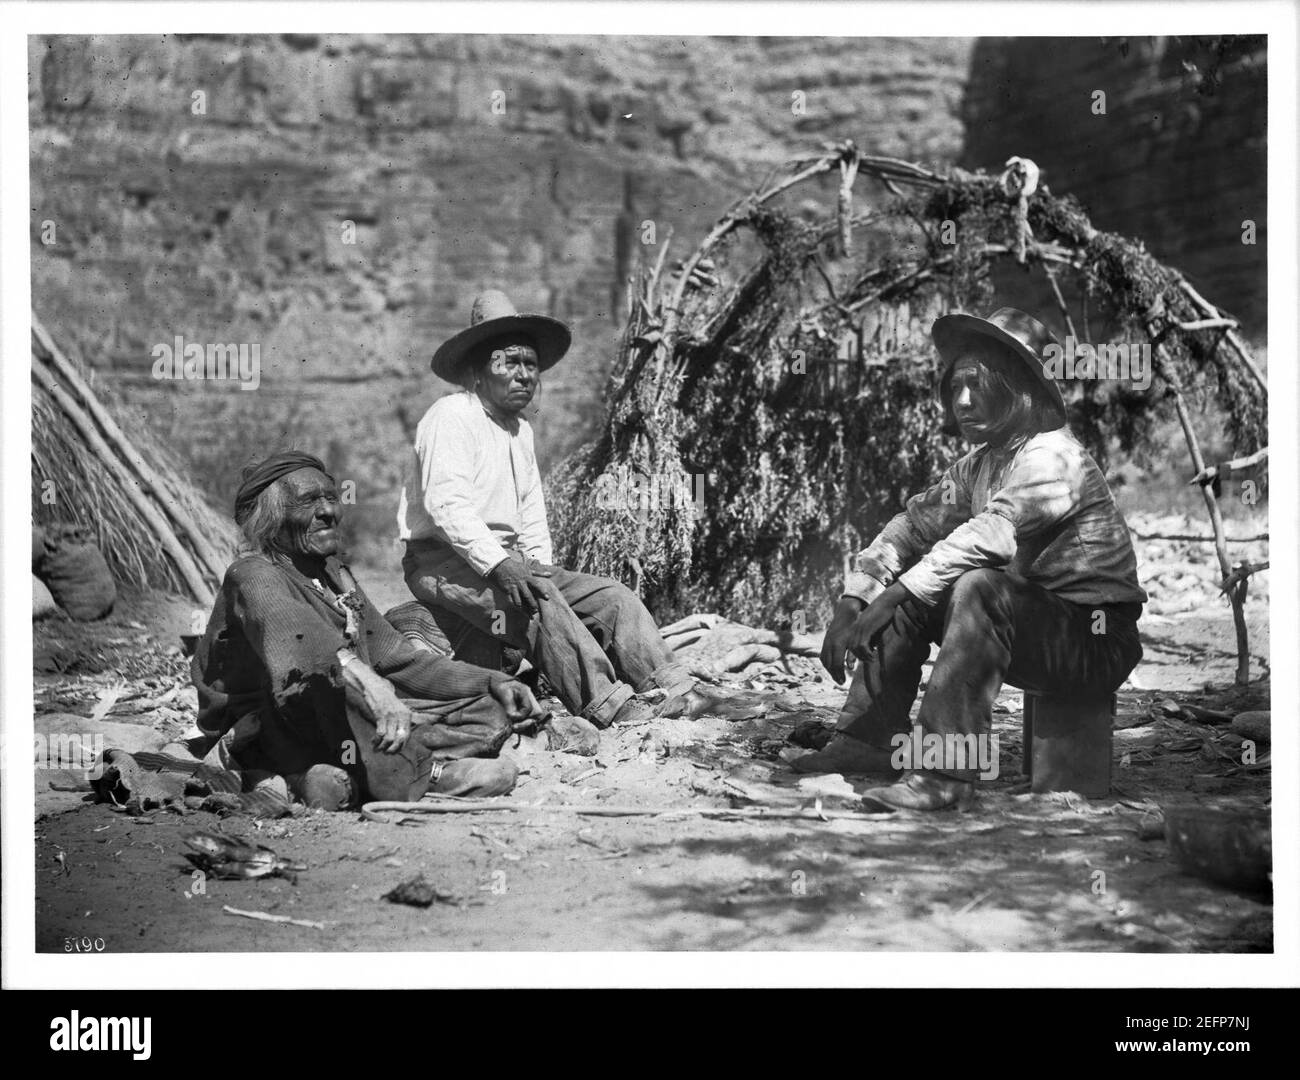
{"left": 29, "top": 34, "right": 1264, "bottom": 557}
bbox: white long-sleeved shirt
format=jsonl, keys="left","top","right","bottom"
{"left": 396, "top": 391, "right": 553, "bottom": 577}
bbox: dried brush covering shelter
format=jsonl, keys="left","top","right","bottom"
{"left": 547, "top": 142, "right": 1267, "bottom": 681}
{"left": 32, "top": 314, "right": 236, "bottom": 606}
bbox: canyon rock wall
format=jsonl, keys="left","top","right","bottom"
{"left": 29, "top": 34, "right": 1264, "bottom": 558}
{"left": 29, "top": 33, "right": 970, "bottom": 555}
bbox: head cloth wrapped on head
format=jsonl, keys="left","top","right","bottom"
{"left": 233, "top": 451, "right": 330, "bottom": 525}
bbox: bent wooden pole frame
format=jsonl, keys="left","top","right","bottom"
{"left": 1176, "top": 278, "right": 1268, "bottom": 397}
{"left": 1146, "top": 333, "right": 1251, "bottom": 684}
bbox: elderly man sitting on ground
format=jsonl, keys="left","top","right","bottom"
{"left": 193, "top": 450, "right": 537, "bottom": 810}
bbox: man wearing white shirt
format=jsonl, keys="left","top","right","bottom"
{"left": 398, "top": 290, "right": 693, "bottom": 729}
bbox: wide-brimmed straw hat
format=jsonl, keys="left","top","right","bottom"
{"left": 430, "top": 289, "right": 571, "bottom": 382}
{"left": 931, "top": 307, "right": 1067, "bottom": 422}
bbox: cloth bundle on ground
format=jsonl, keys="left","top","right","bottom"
{"left": 33, "top": 524, "right": 116, "bottom": 621}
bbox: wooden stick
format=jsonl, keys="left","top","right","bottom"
{"left": 222, "top": 905, "right": 325, "bottom": 930}
{"left": 833, "top": 239, "right": 1079, "bottom": 322}
{"left": 648, "top": 228, "right": 674, "bottom": 294}
{"left": 1041, "top": 262, "right": 1078, "bottom": 342}
{"left": 837, "top": 149, "right": 860, "bottom": 257}
{"left": 31, "top": 360, "right": 215, "bottom": 605}
{"left": 1176, "top": 318, "right": 1238, "bottom": 332}
{"left": 1130, "top": 529, "right": 1268, "bottom": 543}
{"left": 361, "top": 799, "right": 896, "bottom": 823}
{"left": 1147, "top": 334, "right": 1251, "bottom": 684}
{"left": 32, "top": 316, "right": 229, "bottom": 585}
{"left": 1222, "top": 446, "right": 1269, "bottom": 472}
{"left": 1220, "top": 561, "right": 1269, "bottom": 594}
{"left": 1190, "top": 447, "right": 1269, "bottom": 488}
{"left": 1174, "top": 279, "right": 1268, "bottom": 395}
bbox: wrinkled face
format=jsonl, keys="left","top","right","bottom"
{"left": 475, "top": 337, "right": 539, "bottom": 415}
{"left": 949, "top": 355, "right": 1010, "bottom": 445}
{"left": 274, "top": 467, "right": 341, "bottom": 558}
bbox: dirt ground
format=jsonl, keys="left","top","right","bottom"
{"left": 31, "top": 552, "right": 1273, "bottom": 954}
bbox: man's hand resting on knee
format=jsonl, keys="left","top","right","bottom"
{"left": 337, "top": 649, "right": 423, "bottom": 754}
{"left": 490, "top": 553, "right": 553, "bottom": 617}
{"left": 847, "top": 583, "right": 914, "bottom": 661}
{"left": 820, "top": 583, "right": 915, "bottom": 681}
{"left": 820, "top": 597, "right": 865, "bottom": 683}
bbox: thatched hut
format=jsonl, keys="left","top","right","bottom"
{"left": 31, "top": 313, "right": 236, "bottom": 606}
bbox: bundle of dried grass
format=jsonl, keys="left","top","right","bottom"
{"left": 547, "top": 141, "right": 1267, "bottom": 679}
{"left": 31, "top": 313, "right": 236, "bottom": 605}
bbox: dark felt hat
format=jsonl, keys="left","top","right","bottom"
{"left": 932, "top": 307, "right": 1067, "bottom": 423}
{"left": 431, "top": 289, "right": 571, "bottom": 382}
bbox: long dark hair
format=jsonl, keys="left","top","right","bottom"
{"left": 939, "top": 339, "right": 1061, "bottom": 445}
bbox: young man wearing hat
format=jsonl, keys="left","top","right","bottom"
{"left": 797, "top": 308, "right": 1146, "bottom": 811}
{"left": 398, "top": 290, "right": 700, "bottom": 732}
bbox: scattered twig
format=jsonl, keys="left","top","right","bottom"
{"left": 361, "top": 799, "right": 896, "bottom": 824}
{"left": 222, "top": 905, "right": 325, "bottom": 930}
{"left": 1130, "top": 529, "right": 1268, "bottom": 543}
{"left": 954, "top": 888, "right": 996, "bottom": 916}
{"left": 567, "top": 848, "right": 632, "bottom": 862}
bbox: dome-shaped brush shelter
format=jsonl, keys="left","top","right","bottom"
{"left": 547, "top": 142, "right": 1267, "bottom": 682}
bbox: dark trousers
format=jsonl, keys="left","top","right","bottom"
{"left": 837, "top": 568, "right": 1142, "bottom": 780}
{"left": 345, "top": 694, "right": 507, "bottom": 802}
{"left": 249, "top": 690, "right": 509, "bottom": 802}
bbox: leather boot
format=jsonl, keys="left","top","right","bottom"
{"left": 860, "top": 771, "right": 975, "bottom": 812}
{"left": 789, "top": 733, "right": 899, "bottom": 775}
{"left": 429, "top": 757, "right": 519, "bottom": 797}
